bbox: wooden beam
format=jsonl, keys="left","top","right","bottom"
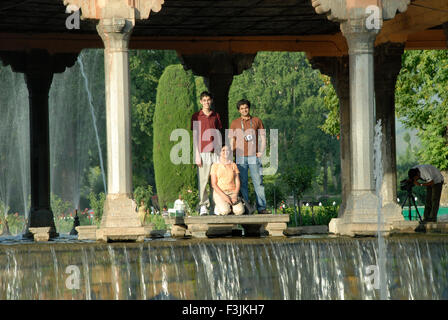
{"left": 0, "top": 32, "right": 348, "bottom": 56}
{"left": 377, "top": 0, "right": 448, "bottom": 45}
{"left": 0, "top": 29, "right": 445, "bottom": 57}
{"left": 405, "top": 29, "right": 447, "bottom": 50}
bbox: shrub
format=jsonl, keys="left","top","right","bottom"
{"left": 89, "top": 192, "right": 106, "bottom": 226}
{"left": 284, "top": 205, "right": 339, "bottom": 227}
{"left": 180, "top": 185, "right": 199, "bottom": 216}
{"left": 134, "top": 185, "right": 153, "bottom": 210}
{"left": 153, "top": 64, "right": 198, "bottom": 207}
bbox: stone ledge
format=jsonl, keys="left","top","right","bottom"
{"left": 390, "top": 221, "right": 448, "bottom": 234}
{"left": 171, "top": 225, "right": 187, "bottom": 237}
{"left": 143, "top": 224, "right": 167, "bottom": 238}
{"left": 96, "top": 227, "right": 146, "bottom": 242}
{"left": 184, "top": 214, "right": 289, "bottom": 225}
{"left": 75, "top": 226, "right": 97, "bottom": 240}
{"left": 284, "top": 225, "right": 329, "bottom": 236}
{"left": 148, "top": 229, "right": 166, "bottom": 238}
{"left": 28, "top": 227, "right": 58, "bottom": 242}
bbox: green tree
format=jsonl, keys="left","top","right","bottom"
{"left": 396, "top": 50, "right": 448, "bottom": 205}
{"left": 89, "top": 192, "right": 106, "bottom": 226}
{"left": 281, "top": 165, "right": 313, "bottom": 226}
{"left": 153, "top": 64, "right": 198, "bottom": 206}
{"left": 129, "top": 50, "right": 180, "bottom": 188}
{"left": 133, "top": 185, "right": 153, "bottom": 211}
{"left": 319, "top": 75, "right": 340, "bottom": 137}
{"left": 396, "top": 133, "right": 426, "bottom": 206}
{"left": 396, "top": 50, "right": 448, "bottom": 169}
{"left": 229, "top": 52, "right": 339, "bottom": 196}
{"left": 263, "top": 174, "right": 286, "bottom": 212}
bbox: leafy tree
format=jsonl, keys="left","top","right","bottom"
{"left": 396, "top": 50, "right": 448, "bottom": 204}
{"left": 133, "top": 185, "right": 153, "bottom": 211}
{"left": 396, "top": 50, "right": 448, "bottom": 169}
{"left": 229, "top": 52, "right": 339, "bottom": 196}
{"left": 129, "top": 50, "right": 180, "bottom": 188}
{"left": 180, "top": 185, "right": 199, "bottom": 216}
{"left": 263, "top": 174, "right": 286, "bottom": 212}
{"left": 153, "top": 64, "right": 198, "bottom": 206}
{"left": 281, "top": 165, "right": 314, "bottom": 226}
{"left": 89, "top": 192, "right": 106, "bottom": 226}
{"left": 319, "top": 75, "right": 340, "bottom": 137}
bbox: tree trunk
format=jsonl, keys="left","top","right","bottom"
{"left": 328, "top": 152, "right": 339, "bottom": 190}
{"left": 322, "top": 158, "right": 328, "bottom": 195}
{"left": 293, "top": 194, "right": 298, "bottom": 226}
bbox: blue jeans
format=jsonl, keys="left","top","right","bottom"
{"left": 236, "top": 156, "right": 266, "bottom": 211}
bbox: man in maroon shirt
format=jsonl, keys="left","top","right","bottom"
{"left": 191, "top": 91, "right": 223, "bottom": 215}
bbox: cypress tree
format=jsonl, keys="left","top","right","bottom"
{"left": 153, "top": 64, "right": 198, "bottom": 206}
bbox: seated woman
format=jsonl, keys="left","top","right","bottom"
{"left": 210, "top": 145, "right": 245, "bottom": 216}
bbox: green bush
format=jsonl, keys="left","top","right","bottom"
{"left": 146, "top": 214, "right": 167, "bottom": 230}
{"left": 89, "top": 192, "right": 106, "bottom": 226}
{"left": 134, "top": 185, "right": 153, "bottom": 210}
{"left": 180, "top": 185, "right": 199, "bottom": 216}
{"left": 153, "top": 64, "right": 198, "bottom": 207}
{"left": 284, "top": 205, "right": 339, "bottom": 227}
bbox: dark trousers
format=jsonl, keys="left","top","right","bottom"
{"left": 423, "top": 182, "right": 443, "bottom": 222}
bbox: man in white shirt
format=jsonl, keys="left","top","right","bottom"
{"left": 173, "top": 194, "right": 186, "bottom": 216}
{"left": 408, "top": 164, "right": 445, "bottom": 222}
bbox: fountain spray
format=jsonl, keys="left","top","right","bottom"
{"left": 374, "top": 119, "right": 387, "bottom": 300}
{"left": 78, "top": 53, "right": 107, "bottom": 195}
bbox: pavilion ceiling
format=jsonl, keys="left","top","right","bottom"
{"left": 0, "top": 0, "right": 341, "bottom": 36}
{"left": 0, "top": 0, "right": 445, "bottom": 55}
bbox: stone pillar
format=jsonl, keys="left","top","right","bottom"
{"left": 179, "top": 52, "right": 256, "bottom": 129}
{"left": 374, "top": 42, "right": 405, "bottom": 222}
{"left": 309, "top": 56, "right": 351, "bottom": 217}
{"left": 338, "top": 19, "right": 381, "bottom": 235}
{"left": 0, "top": 49, "right": 78, "bottom": 240}
{"left": 312, "top": 0, "right": 411, "bottom": 235}
{"left": 96, "top": 18, "right": 145, "bottom": 242}
{"left": 63, "top": 0, "right": 165, "bottom": 242}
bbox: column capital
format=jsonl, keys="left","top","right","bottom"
{"left": 443, "top": 22, "right": 448, "bottom": 46}
{"left": 63, "top": 0, "right": 164, "bottom": 22}
{"left": 97, "top": 18, "right": 134, "bottom": 51}
{"left": 0, "top": 49, "right": 78, "bottom": 75}
{"left": 311, "top": 0, "right": 410, "bottom": 22}
{"left": 309, "top": 55, "right": 349, "bottom": 99}
{"left": 374, "top": 42, "right": 405, "bottom": 90}
{"left": 311, "top": 0, "right": 410, "bottom": 52}
{"left": 179, "top": 51, "right": 256, "bottom": 78}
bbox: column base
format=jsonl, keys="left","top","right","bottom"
{"left": 96, "top": 194, "right": 145, "bottom": 242}
{"left": 76, "top": 226, "right": 98, "bottom": 240}
{"left": 329, "top": 192, "right": 404, "bottom": 236}
{"left": 22, "top": 208, "right": 58, "bottom": 240}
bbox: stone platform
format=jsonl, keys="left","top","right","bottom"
{"left": 390, "top": 221, "right": 448, "bottom": 235}
{"left": 165, "top": 214, "right": 290, "bottom": 238}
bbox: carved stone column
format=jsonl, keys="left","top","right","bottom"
{"left": 95, "top": 18, "right": 145, "bottom": 242}
{"left": 374, "top": 42, "right": 405, "bottom": 222}
{"left": 312, "top": 0, "right": 410, "bottom": 235}
{"left": 63, "top": 0, "right": 165, "bottom": 241}
{"left": 310, "top": 56, "right": 351, "bottom": 218}
{"left": 180, "top": 52, "right": 256, "bottom": 129}
{"left": 0, "top": 49, "right": 78, "bottom": 240}
{"left": 65, "top": 0, "right": 164, "bottom": 243}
